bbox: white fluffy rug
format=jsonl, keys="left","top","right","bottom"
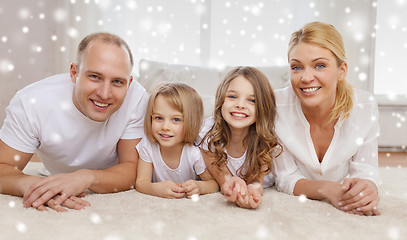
{"left": 0, "top": 162, "right": 406, "bottom": 240}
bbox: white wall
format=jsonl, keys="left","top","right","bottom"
{"left": 0, "top": 0, "right": 405, "bottom": 148}
{"left": 0, "top": 0, "right": 70, "bottom": 124}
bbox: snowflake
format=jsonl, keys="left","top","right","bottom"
{"left": 19, "top": 8, "right": 30, "bottom": 20}
{"left": 355, "top": 137, "right": 364, "bottom": 146}
{"left": 358, "top": 72, "right": 367, "bottom": 81}
{"left": 16, "top": 221, "right": 27, "bottom": 233}
{"left": 256, "top": 225, "right": 269, "bottom": 239}
{"left": 90, "top": 213, "right": 102, "bottom": 224}
{"left": 0, "top": 59, "right": 14, "bottom": 73}
{"left": 298, "top": 194, "right": 307, "bottom": 203}
{"left": 22, "top": 26, "right": 29, "bottom": 33}
{"left": 53, "top": 8, "right": 67, "bottom": 22}
{"left": 50, "top": 132, "right": 62, "bottom": 143}
{"left": 190, "top": 194, "right": 199, "bottom": 202}
{"left": 388, "top": 227, "right": 400, "bottom": 240}
{"left": 104, "top": 235, "right": 123, "bottom": 240}
{"left": 14, "top": 154, "right": 21, "bottom": 162}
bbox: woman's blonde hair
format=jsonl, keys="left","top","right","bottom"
{"left": 144, "top": 82, "right": 203, "bottom": 145}
{"left": 202, "top": 67, "right": 282, "bottom": 184}
{"left": 288, "top": 21, "right": 354, "bottom": 121}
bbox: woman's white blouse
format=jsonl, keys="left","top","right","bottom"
{"left": 273, "top": 87, "right": 381, "bottom": 194}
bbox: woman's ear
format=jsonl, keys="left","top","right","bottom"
{"left": 338, "top": 61, "right": 348, "bottom": 81}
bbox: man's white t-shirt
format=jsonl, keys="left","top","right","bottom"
{"left": 0, "top": 73, "right": 148, "bottom": 174}
{"left": 136, "top": 137, "right": 207, "bottom": 183}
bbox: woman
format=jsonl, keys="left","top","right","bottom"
{"left": 273, "top": 22, "right": 381, "bottom": 216}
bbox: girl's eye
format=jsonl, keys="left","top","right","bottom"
{"left": 153, "top": 116, "right": 163, "bottom": 120}
{"left": 291, "top": 65, "right": 302, "bottom": 71}
{"left": 173, "top": 118, "right": 182, "bottom": 123}
{"left": 227, "top": 95, "right": 237, "bottom": 99}
{"left": 248, "top": 99, "right": 255, "bottom": 103}
{"left": 315, "top": 64, "right": 325, "bottom": 69}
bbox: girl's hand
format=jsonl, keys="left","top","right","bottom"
{"left": 338, "top": 178, "right": 380, "bottom": 216}
{"left": 156, "top": 181, "right": 185, "bottom": 199}
{"left": 235, "top": 183, "right": 262, "bottom": 209}
{"left": 181, "top": 180, "right": 200, "bottom": 198}
{"left": 221, "top": 176, "right": 248, "bottom": 203}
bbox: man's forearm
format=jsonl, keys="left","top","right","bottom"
{"left": 84, "top": 161, "right": 137, "bottom": 193}
{"left": 0, "top": 164, "right": 41, "bottom": 196}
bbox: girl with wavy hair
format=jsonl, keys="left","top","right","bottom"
{"left": 200, "top": 66, "right": 282, "bottom": 209}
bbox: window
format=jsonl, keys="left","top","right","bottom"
{"left": 374, "top": 0, "right": 407, "bottom": 104}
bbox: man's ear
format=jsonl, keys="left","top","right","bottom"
{"left": 70, "top": 63, "right": 78, "bottom": 83}
{"left": 128, "top": 75, "right": 133, "bottom": 87}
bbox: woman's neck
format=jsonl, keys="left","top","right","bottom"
{"left": 302, "top": 104, "right": 334, "bottom": 128}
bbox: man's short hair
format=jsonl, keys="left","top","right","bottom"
{"left": 76, "top": 32, "right": 133, "bottom": 69}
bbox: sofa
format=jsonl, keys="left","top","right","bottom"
{"left": 137, "top": 59, "right": 290, "bottom": 117}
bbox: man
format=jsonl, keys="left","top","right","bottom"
{"left": 0, "top": 32, "right": 147, "bottom": 211}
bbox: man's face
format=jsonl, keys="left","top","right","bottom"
{"left": 70, "top": 40, "right": 133, "bottom": 122}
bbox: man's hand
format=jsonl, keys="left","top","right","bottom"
{"left": 338, "top": 178, "right": 380, "bottom": 216}
{"left": 35, "top": 193, "right": 90, "bottom": 212}
{"left": 23, "top": 169, "right": 93, "bottom": 208}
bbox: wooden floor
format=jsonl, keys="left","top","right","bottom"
{"left": 378, "top": 152, "right": 407, "bottom": 167}
{"left": 30, "top": 152, "right": 407, "bottom": 167}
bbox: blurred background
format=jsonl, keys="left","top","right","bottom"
{"left": 0, "top": 0, "right": 406, "bottom": 151}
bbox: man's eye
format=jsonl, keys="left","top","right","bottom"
{"left": 113, "top": 80, "right": 124, "bottom": 86}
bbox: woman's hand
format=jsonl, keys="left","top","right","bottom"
{"left": 338, "top": 178, "right": 380, "bottom": 216}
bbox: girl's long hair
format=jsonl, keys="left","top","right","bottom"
{"left": 202, "top": 66, "right": 282, "bottom": 183}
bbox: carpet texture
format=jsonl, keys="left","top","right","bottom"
{"left": 0, "top": 162, "right": 406, "bottom": 240}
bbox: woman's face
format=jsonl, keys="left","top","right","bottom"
{"left": 288, "top": 43, "right": 347, "bottom": 112}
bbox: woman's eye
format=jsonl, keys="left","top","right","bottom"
{"left": 291, "top": 66, "right": 302, "bottom": 71}
{"left": 315, "top": 64, "right": 325, "bottom": 69}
